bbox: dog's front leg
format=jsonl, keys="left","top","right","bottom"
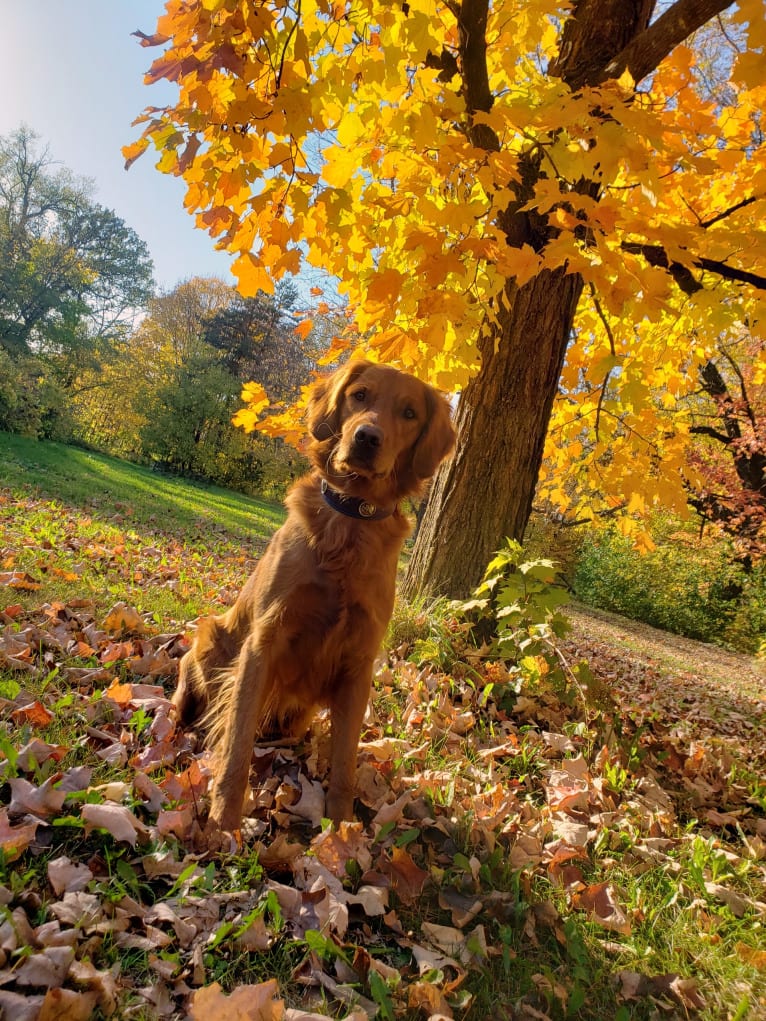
{"left": 326, "top": 666, "right": 373, "bottom": 826}
{"left": 207, "top": 635, "right": 268, "bottom": 835}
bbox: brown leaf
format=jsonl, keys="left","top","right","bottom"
{"left": 11, "top": 700, "right": 54, "bottom": 728}
{"left": 38, "top": 987, "right": 99, "bottom": 1021}
{"left": 189, "top": 979, "right": 284, "bottom": 1020}
{"left": 236, "top": 913, "right": 273, "bottom": 952}
{"left": 438, "top": 887, "right": 483, "bottom": 928}
{"left": 312, "top": 822, "right": 373, "bottom": 877}
{"left": 408, "top": 980, "right": 453, "bottom": 1018}
{"left": 0, "top": 808, "right": 39, "bottom": 862}
{"left": 572, "top": 881, "right": 631, "bottom": 935}
{"left": 47, "top": 855, "right": 94, "bottom": 896}
{"left": 736, "top": 942, "right": 766, "bottom": 970}
{"left": 704, "top": 881, "right": 748, "bottom": 917}
{"left": 381, "top": 846, "right": 428, "bottom": 906}
{"left": 81, "top": 803, "right": 149, "bottom": 847}
{"left": 15, "top": 946, "right": 75, "bottom": 987}
{"left": 49, "top": 892, "right": 105, "bottom": 929}
{"left": 69, "top": 959, "right": 118, "bottom": 1014}
{"left": 156, "top": 807, "right": 195, "bottom": 841}
{"left": 133, "top": 771, "right": 167, "bottom": 813}
{"left": 9, "top": 776, "right": 67, "bottom": 819}
{"left": 16, "top": 739, "right": 68, "bottom": 771}
{"left": 0, "top": 991, "right": 45, "bottom": 1021}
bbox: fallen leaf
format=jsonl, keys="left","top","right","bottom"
{"left": 103, "top": 602, "right": 146, "bottom": 635}
{"left": 14, "top": 946, "right": 75, "bottom": 987}
{"left": 48, "top": 856, "right": 94, "bottom": 896}
{"left": 188, "top": 979, "right": 284, "bottom": 1020}
{"left": 11, "top": 700, "right": 54, "bottom": 728}
{"left": 572, "top": 882, "right": 631, "bottom": 935}
{"left": 81, "top": 803, "right": 148, "bottom": 847}
{"left": 0, "top": 809, "right": 39, "bottom": 862}
{"left": 9, "top": 776, "right": 67, "bottom": 818}
{"left": 382, "top": 846, "right": 428, "bottom": 906}
{"left": 0, "top": 571, "right": 41, "bottom": 590}
{"left": 38, "top": 987, "right": 99, "bottom": 1020}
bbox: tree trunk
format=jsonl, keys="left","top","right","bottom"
{"left": 404, "top": 268, "right": 584, "bottom": 599}
{"left": 404, "top": 0, "right": 734, "bottom": 601}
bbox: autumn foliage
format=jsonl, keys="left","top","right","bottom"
{"left": 127, "top": 0, "right": 766, "bottom": 588}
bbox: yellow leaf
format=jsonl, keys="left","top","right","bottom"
{"left": 231, "top": 253, "right": 275, "bottom": 297}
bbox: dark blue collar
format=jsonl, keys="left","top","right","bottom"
{"left": 320, "top": 478, "right": 395, "bottom": 521}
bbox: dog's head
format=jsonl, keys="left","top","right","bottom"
{"left": 307, "top": 359, "right": 456, "bottom": 501}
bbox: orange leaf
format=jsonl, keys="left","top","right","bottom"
{"left": 294, "top": 318, "right": 314, "bottom": 339}
{"left": 104, "top": 679, "right": 134, "bottom": 707}
{"left": 11, "top": 701, "right": 54, "bottom": 728}
{"left": 0, "top": 571, "right": 41, "bottom": 591}
{"left": 189, "top": 979, "right": 284, "bottom": 1021}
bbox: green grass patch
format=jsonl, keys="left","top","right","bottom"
{"left": 0, "top": 432, "right": 284, "bottom": 540}
{"left": 0, "top": 433, "right": 284, "bottom": 623}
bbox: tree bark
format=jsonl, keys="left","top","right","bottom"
{"left": 404, "top": 269, "right": 583, "bottom": 599}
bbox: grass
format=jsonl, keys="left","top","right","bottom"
{"left": 0, "top": 435, "right": 764, "bottom": 1020}
{"left": 0, "top": 431, "right": 284, "bottom": 624}
{"left": 0, "top": 431, "right": 284, "bottom": 540}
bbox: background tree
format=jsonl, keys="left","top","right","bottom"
{"left": 0, "top": 126, "right": 153, "bottom": 437}
{"left": 128, "top": 0, "right": 766, "bottom": 596}
{"left": 202, "top": 282, "right": 312, "bottom": 402}
{"left": 686, "top": 334, "right": 766, "bottom": 567}
{"left": 72, "top": 276, "right": 234, "bottom": 455}
{"left": 74, "top": 276, "right": 311, "bottom": 495}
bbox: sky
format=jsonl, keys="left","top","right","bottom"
{"left": 0, "top": 1, "right": 237, "bottom": 292}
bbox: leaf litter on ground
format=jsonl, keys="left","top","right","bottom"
{"left": 0, "top": 489, "right": 765, "bottom": 1020}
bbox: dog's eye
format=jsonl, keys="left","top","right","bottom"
{"left": 352, "top": 389, "right": 366, "bottom": 402}
{"left": 403, "top": 407, "right": 417, "bottom": 420}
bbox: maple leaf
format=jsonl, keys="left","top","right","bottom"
{"left": 0, "top": 809, "right": 39, "bottom": 862}
{"left": 189, "top": 979, "right": 284, "bottom": 1021}
{"left": 11, "top": 700, "right": 54, "bottom": 728}
{"left": 80, "top": 803, "right": 149, "bottom": 847}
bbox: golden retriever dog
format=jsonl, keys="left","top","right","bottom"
{"left": 173, "top": 359, "right": 455, "bottom": 835}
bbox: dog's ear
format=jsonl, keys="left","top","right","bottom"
{"left": 308, "top": 359, "right": 370, "bottom": 441}
{"left": 412, "top": 387, "right": 456, "bottom": 479}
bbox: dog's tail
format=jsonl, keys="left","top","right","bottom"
{"left": 173, "top": 615, "right": 235, "bottom": 729}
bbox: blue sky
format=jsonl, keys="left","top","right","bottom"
{"left": 0, "top": 1, "right": 236, "bottom": 291}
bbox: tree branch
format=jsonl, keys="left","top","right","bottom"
{"left": 620, "top": 241, "right": 766, "bottom": 293}
{"left": 457, "top": 0, "right": 500, "bottom": 151}
{"left": 689, "top": 424, "right": 732, "bottom": 444}
{"left": 603, "top": 0, "right": 736, "bottom": 85}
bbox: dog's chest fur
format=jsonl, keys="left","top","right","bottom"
{"left": 232, "top": 478, "right": 410, "bottom": 717}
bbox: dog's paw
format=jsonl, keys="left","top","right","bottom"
{"left": 197, "top": 817, "right": 241, "bottom": 854}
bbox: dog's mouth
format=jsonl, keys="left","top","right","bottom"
{"left": 328, "top": 443, "right": 390, "bottom": 482}
{"left": 330, "top": 454, "right": 387, "bottom": 481}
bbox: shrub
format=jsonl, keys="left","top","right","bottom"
{"left": 573, "top": 520, "right": 766, "bottom": 653}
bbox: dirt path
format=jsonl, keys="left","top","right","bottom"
{"left": 561, "top": 601, "right": 766, "bottom": 773}
{"left": 565, "top": 600, "right": 765, "bottom": 692}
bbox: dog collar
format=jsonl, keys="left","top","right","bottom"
{"left": 320, "top": 478, "right": 395, "bottom": 521}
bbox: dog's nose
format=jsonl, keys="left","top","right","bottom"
{"left": 353, "top": 424, "right": 382, "bottom": 450}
